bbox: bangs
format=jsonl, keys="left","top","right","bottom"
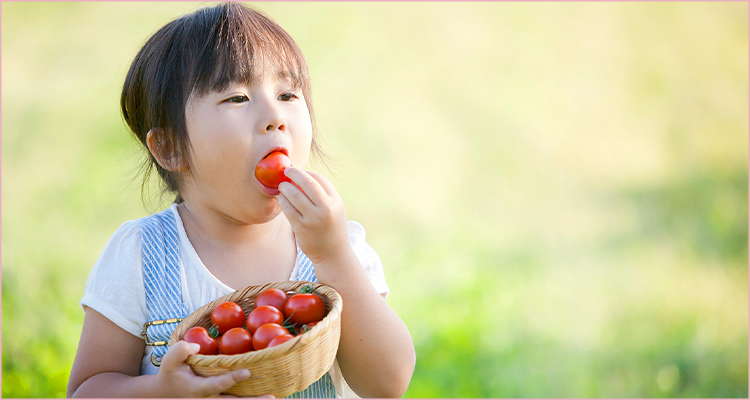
{"left": 187, "top": 3, "right": 309, "bottom": 96}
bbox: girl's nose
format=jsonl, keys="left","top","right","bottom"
{"left": 261, "top": 100, "right": 286, "bottom": 133}
{"left": 266, "top": 119, "right": 286, "bottom": 132}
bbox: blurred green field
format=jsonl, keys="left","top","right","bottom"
{"left": 2, "top": 2, "right": 747, "bottom": 398}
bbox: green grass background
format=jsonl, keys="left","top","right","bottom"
{"left": 2, "top": 1, "right": 748, "bottom": 398}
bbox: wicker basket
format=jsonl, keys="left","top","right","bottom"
{"left": 168, "top": 281, "right": 343, "bottom": 397}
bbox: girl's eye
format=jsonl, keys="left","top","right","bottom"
{"left": 227, "top": 95, "right": 249, "bottom": 103}
{"left": 278, "top": 92, "right": 299, "bottom": 101}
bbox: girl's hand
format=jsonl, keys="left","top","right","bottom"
{"left": 277, "top": 168, "right": 352, "bottom": 266}
{"left": 156, "top": 341, "right": 271, "bottom": 398}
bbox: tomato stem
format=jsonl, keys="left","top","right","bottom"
{"left": 208, "top": 325, "right": 220, "bottom": 339}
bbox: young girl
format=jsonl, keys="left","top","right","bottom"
{"left": 67, "top": 3, "right": 415, "bottom": 398}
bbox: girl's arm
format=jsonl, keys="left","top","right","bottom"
{"left": 317, "top": 251, "right": 416, "bottom": 398}
{"left": 278, "top": 169, "right": 416, "bottom": 398}
{"left": 67, "top": 307, "right": 253, "bottom": 398}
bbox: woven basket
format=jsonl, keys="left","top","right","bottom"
{"left": 168, "top": 281, "right": 343, "bottom": 397}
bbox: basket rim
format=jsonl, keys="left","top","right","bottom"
{"left": 168, "top": 280, "right": 343, "bottom": 367}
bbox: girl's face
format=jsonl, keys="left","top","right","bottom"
{"left": 181, "top": 71, "right": 313, "bottom": 223}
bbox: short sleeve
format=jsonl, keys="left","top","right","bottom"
{"left": 347, "top": 221, "right": 390, "bottom": 297}
{"left": 80, "top": 220, "right": 148, "bottom": 339}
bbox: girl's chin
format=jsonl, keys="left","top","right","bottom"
{"left": 257, "top": 196, "right": 284, "bottom": 219}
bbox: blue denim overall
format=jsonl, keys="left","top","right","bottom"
{"left": 138, "top": 208, "right": 337, "bottom": 398}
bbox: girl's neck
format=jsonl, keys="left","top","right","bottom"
{"left": 175, "top": 201, "right": 298, "bottom": 287}
{"left": 176, "top": 201, "right": 287, "bottom": 250}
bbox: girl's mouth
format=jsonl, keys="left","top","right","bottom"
{"left": 263, "top": 147, "right": 288, "bottom": 159}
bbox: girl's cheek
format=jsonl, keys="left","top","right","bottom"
{"left": 294, "top": 147, "right": 311, "bottom": 169}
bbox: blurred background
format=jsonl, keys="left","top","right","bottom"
{"left": 2, "top": 1, "right": 747, "bottom": 397}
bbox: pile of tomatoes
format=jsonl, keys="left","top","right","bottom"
{"left": 183, "top": 286, "right": 327, "bottom": 355}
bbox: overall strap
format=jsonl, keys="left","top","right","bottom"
{"left": 295, "top": 245, "right": 318, "bottom": 283}
{"left": 287, "top": 249, "right": 338, "bottom": 398}
{"left": 138, "top": 207, "right": 190, "bottom": 366}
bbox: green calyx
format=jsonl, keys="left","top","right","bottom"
{"left": 208, "top": 325, "right": 220, "bottom": 338}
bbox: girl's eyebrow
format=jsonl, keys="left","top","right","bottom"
{"left": 275, "top": 70, "right": 302, "bottom": 89}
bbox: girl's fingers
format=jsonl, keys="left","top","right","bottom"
{"left": 283, "top": 167, "right": 327, "bottom": 206}
{"left": 307, "top": 171, "right": 338, "bottom": 197}
{"left": 160, "top": 341, "right": 199, "bottom": 370}
{"left": 277, "top": 192, "right": 303, "bottom": 222}
{"left": 278, "top": 182, "right": 309, "bottom": 216}
{"left": 198, "top": 369, "right": 252, "bottom": 397}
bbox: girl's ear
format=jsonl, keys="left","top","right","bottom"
{"left": 145, "top": 128, "right": 188, "bottom": 172}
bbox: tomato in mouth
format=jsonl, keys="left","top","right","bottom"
{"left": 255, "top": 151, "right": 292, "bottom": 189}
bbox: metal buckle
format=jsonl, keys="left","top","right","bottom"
{"left": 141, "top": 318, "right": 183, "bottom": 346}
{"left": 141, "top": 318, "right": 183, "bottom": 367}
{"left": 151, "top": 353, "right": 162, "bottom": 367}
{"left": 141, "top": 317, "right": 184, "bottom": 345}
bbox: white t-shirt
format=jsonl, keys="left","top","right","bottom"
{"left": 81, "top": 203, "right": 388, "bottom": 398}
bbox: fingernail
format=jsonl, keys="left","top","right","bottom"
{"left": 190, "top": 343, "right": 201, "bottom": 352}
{"left": 239, "top": 369, "right": 251, "bottom": 379}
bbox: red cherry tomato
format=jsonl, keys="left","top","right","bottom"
{"left": 218, "top": 327, "right": 254, "bottom": 355}
{"left": 255, "top": 288, "right": 289, "bottom": 312}
{"left": 268, "top": 333, "right": 295, "bottom": 348}
{"left": 211, "top": 301, "right": 246, "bottom": 334}
{"left": 252, "top": 323, "right": 289, "bottom": 350}
{"left": 183, "top": 326, "right": 219, "bottom": 355}
{"left": 255, "top": 151, "right": 292, "bottom": 189}
{"left": 246, "top": 305, "right": 285, "bottom": 334}
{"left": 285, "top": 293, "right": 326, "bottom": 325}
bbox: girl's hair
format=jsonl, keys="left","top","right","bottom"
{"left": 121, "top": 2, "right": 322, "bottom": 204}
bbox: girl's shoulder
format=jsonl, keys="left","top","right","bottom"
{"left": 82, "top": 219, "right": 148, "bottom": 338}
{"left": 103, "top": 205, "right": 177, "bottom": 251}
{"left": 99, "top": 219, "right": 144, "bottom": 261}
{"left": 93, "top": 206, "right": 179, "bottom": 275}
